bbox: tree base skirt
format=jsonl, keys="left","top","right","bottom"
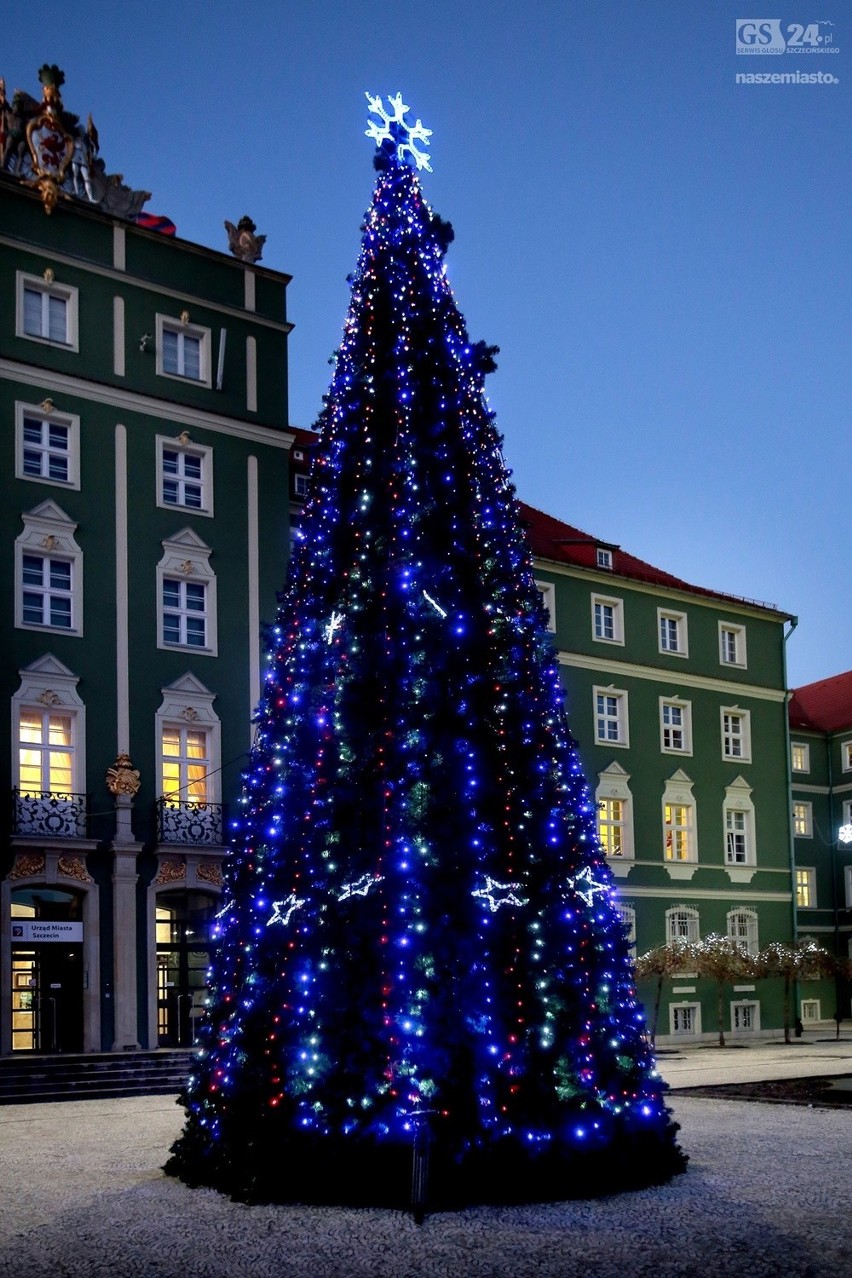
{"left": 165, "top": 1123, "right": 688, "bottom": 1212}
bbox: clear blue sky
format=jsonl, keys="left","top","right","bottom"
{"left": 5, "top": 1, "right": 848, "bottom": 688}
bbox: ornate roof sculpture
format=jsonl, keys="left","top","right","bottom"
{"left": 0, "top": 63, "right": 157, "bottom": 221}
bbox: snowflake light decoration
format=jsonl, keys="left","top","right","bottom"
{"left": 472, "top": 875, "right": 529, "bottom": 913}
{"left": 564, "top": 866, "right": 609, "bottom": 908}
{"left": 365, "top": 92, "right": 433, "bottom": 171}
{"left": 839, "top": 823, "right": 852, "bottom": 845}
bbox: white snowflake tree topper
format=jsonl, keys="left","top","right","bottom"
{"left": 365, "top": 92, "right": 433, "bottom": 171}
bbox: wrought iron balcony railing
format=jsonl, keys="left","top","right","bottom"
{"left": 157, "top": 797, "right": 224, "bottom": 846}
{"left": 12, "top": 788, "right": 90, "bottom": 838}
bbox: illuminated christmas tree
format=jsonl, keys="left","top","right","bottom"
{"left": 166, "top": 94, "right": 686, "bottom": 1213}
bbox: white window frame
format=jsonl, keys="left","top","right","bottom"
{"left": 727, "top": 907, "right": 759, "bottom": 956}
{"left": 662, "top": 771, "right": 697, "bottom": 864}
{"left": 721, "top": 707, "right": 752, "bottom": 763}
{"left": 595, "top": 763, "right": 634, "bottom": 861}
{"left": 156, "top": 434, "right": 213, "bottom": 516}
{"left": 156, "top": 529, "right": 217, "bottom": 656}
{"left": 536, "top": 580, "right": 556, "bottom": 633}
{"left": 16, "top": 271, "right": 79, "bottom": 351}
{"left": 669, "top": 1002, "right": 701, "bottom": 1036}
{"left": 294, "top": 473, "right": 311, "bottom": 498}
{"left": 658, "top": 608, "right": 688, "bottom": 657}
{"left": 731, "top": 1001, "right": 760, "bottom": 1033}
{"left": 15, "top": 501, "right": 83, "bottom": 636}
{"left": 659, "top": 696, "right": 692, "bottom": 755}
{"left": 667, "top": 905, "right": 700, "bottom": 944}
{"left": 12, "top": 654, "right": 87, "bottom": 796}
{"left": 156, "top": 313, "right": 212, "bottom": 387}
{"left": 723, "top": 777, "right": 756, "bottom": 868}
{"left": 796, "top": 867, "right": 816, "bottom": 909}
{"left": 792, "top": 800, "right": 813, "bottom": 838}
{"left": 593, "top": 685, "right": 629, "bottom": 748}
{"left": 719, "top": 621, "right": 747, "bottom": 669}
{"left": 596, "top": 547, "right": 613, "bottom": 570}
{"left": 615, "top": 903, "right": 636, "bottom": 956}
{"left": 791, "top": 742, "right": 810, "bottom": 773}
{"left": 842, "top": 740, "right": 852, "bottom": 773}
{"left": 156, "top": 674, "right": 221, "bottom": 806}
{"left": 591, "top": 594, "right": 624, "bottom": 646}
{"left": 16, "top": 402, "right": 80, "bottom": 489}
{"left": 800, "top": 999, "right": 821, "bottom": 1023}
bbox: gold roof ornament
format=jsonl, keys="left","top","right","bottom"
{"left": 225, "top": 215, "right": 266, "bottom": 263}
{"left": 24, "top": 64, "right": 74, "bottom": 213}
{"left": 106, "top": 752, "right": 141, "bottom": 798}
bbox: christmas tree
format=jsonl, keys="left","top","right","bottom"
{"left": 166, "top": 94, "right": 686, "bottom": 1213}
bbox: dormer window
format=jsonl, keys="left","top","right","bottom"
{"left": 596, "top": 547, "right": 613, "bottom": 570}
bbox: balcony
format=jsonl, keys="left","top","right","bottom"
{"left": 156, "top": 797, "right": 224, "bottom": 846}
{"left": 12, "top": 789, "right": 90, "bottom": 839}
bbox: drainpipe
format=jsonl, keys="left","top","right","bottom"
{"left": 782, "top": 617, "right": 799, "bottom": 942}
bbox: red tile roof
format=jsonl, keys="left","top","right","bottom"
{"left": 518, "top": 502, "right": 787, "bottom": 617}
{"left": 789, "top": 671, "right": 852, "bottom": 733}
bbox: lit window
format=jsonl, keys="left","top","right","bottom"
{"left": 667, "top": 906, "right": 699, "bottom": 944}
{"left": 17, "top": 708, "right": 73, "bottom": 794}
{"left": 727, "top": 908, "right": 759, "bottom": 955}
{"left": 594, "top": 687, "right": 628, "bottom": 746}
{"left": 598, "top": 798, "right": 626, "bottom": 856}
{"left": 17, "top": 273, "right": 78, "bottom": 350}
{"left": 791, "top": 742, "right": 809, "bottom": 772}
{"left": 161, "top": 724, "right": 210, "bottom": 804}
{"left": 157, "top": 436, "right": 213, "bottom": 514}
{"left": 722, "top": 708, "right": 751, "bottom": 762}
{"left": 796, "top": 868, "right": 816, "bottom": 908}
{"left": 793, "top": 801, "right": 813, "bottom": 838}
{"left": 658, "top": 609, "right": 688, "bottom": 656}
{"left": 595, "top": 764, "right": 634, "bottom": 862}
{"left": 660, "top": 698, "right": 691, "bottom": 753}
{"left": 664, "top": 803, "right": 694, "bottom": 861}
{"left": 156, "top": 315, "right": 211, "bottom": 385}
{"left": 591, "top": 594, "right": 624, "bottom": 645}
{"left": 162, "top": 578, "right": 207, "bottom": 648}
{"left": 719, "top": 622, "right": 747, "bottom": 668}
{"left": 16, "top": 404, "right": 79, "bottom": 488}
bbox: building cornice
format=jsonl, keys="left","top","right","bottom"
{"left": 556, "top": 650, "right": 788, "bottom": 703}
{"left": 0, "top": 359, "right": 295, "bottom": 450}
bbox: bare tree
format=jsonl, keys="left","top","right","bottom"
{"left": 693, "top": 934, "right": 757, "bottom": 1047}
{"left": 756, "top": 939, "right": 834, "bottom": 1044}
{"left": 634, "top": 938, "right": 694, "bottom": 1046}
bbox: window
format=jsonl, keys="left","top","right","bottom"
{"left": 662, "top": 771, "right": 697, "bottom": 866}
{"left": 723, "top": 777, "right": 756, "bottom": 869}
{"left": 156, "top": 529, "right": 217, "bottom": 655}
{"left": 731, "top": 1002, "right": 760, "bottom": 1032}
{"left": 12, "top": 655, "right": 87, "bottom": 836}
{"left": 16, "top": 272, "right": 78, "bottom": 350}
{"left": 615, "top": 903, "right": 636, "bottom": 956}
{"left": 15, "top": 501, "right": 83, "bottom": 635}
{"left": 294, "top": 473, "right": 311, "bottom": 498}
{"left": 21, "top": 555, "right": 73, "bottom": 628}
{"left": 16, "top": 403, "right": 80, "bottom": 488}
{"left": 18, "top": 708, "right": 73, "bottom": 795}
{"left": 161, "top": 724, "right": 210, "bottom": 804}
{"left": 800, "top": 999, "right": 821, "bottom": 1024}
{"left": 594, "top": 687, "right": 628, "bottom": 747}
{"left": 721, "top": 708, "right": 751, "bottom": 762}
{"left": 727, "top": 908, "right": 759, "bottom": 956}
{"left": 719, "top": 622, "right": 747, "bottom": 668}
{"left": 792, "top": 801, "right": 813, "bottom": 838}
{"left": 162, "top": 578, "right": 208, "bottom": 648}
{"left": 658, "top": 609, "right": 688, "bottom": 656}
{"left": 595, "top": 763, "right": 634, "bottom": 862}
{"left": 156, "top": 674, "right": 222, "bottom": 847}
{"left": 670, "top": 1004, "right": 701, "bottom": 1036}
{"left": 591, "top": 594, "right": 624, "bottom": 645}
{"left": 843, "top": 741, "right": 852, "bottom": 773}
{"left": 796, "top": 868, "right": 815, "bottom": 908}
{"left": 536, "top": 580, "right": 556, "bottom": 633}
{"left": 157, "top": 435, "right": 213, "bottom": 515}
{"left": 156, "top": 314, "right": 211, "bottom": 386}
{"left": 667, "top": 906, "right": 699, "bottom": 944}
{"left": 596, "top": 547, "right": 612, "bottom": 570}
{"left": 791, "top": 742, "right": 810, "bottom": 773}
{"left": 660, "top": 698, "right": 692, "bottom": 754}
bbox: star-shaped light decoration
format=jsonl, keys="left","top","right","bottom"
{"left": 564, "top": 866, "right": 610, "bottom": 908}
{"left": 267, "top": 894, "right": 306, "bottom": 927}
{"left": 839, "top": 823, "right": 852, "bottom": 845}
{"left": 338, "top": 873, "right": 384, "bottom": 901}
{"left": 472, "top": 875, "right": 529, "bottom": 913}
{"left": 365, "top": 92, "right": 433, "bottom": 171}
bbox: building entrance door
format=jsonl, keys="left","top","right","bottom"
{"left": 10, "top": 887, "right": 84, "bottom": 1053}
{"left": 156, "top": 891, "right": 215, "bottom": 1047}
